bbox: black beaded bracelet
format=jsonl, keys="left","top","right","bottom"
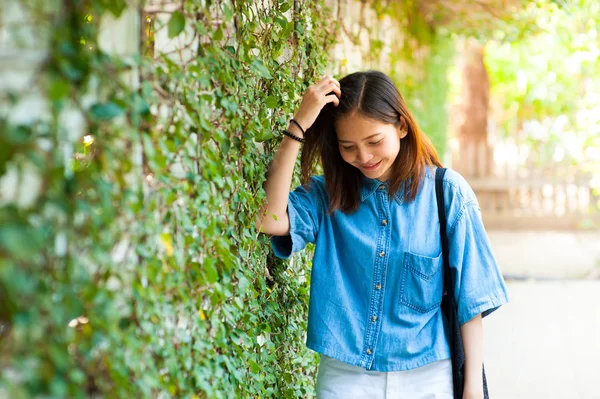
{"left": 282, "top": 129, "right": 305, "bottom": 143}
{"left": 289, "top": 119, "right": 306, "bottom": 136}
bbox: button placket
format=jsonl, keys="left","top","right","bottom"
{"left": 364, "top": 183, "right": 389, "bottom": 367}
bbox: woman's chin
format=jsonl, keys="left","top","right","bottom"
{"left": 361, "top": 167, "right": 388, "bottom": 181}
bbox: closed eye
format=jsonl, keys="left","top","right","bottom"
{"left": 341, "top": 139, "right": 383, "bottom": 151}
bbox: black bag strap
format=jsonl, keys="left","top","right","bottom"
{"left": 436, "top": 167, "right": 490, "bottom": 399}
{"left": 435, "top": 167, "right": 452, "bottom": 299}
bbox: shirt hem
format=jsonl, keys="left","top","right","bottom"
{"left": 306, "top": 341, "right": 452, "bottom": 372}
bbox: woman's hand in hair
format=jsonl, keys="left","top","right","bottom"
{"left": 293, "top": 75, "right": 341, "bottom": 135}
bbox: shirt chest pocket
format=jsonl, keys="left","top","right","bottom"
{"left": 400, "top": 251, "right": 444, "bottom": 313}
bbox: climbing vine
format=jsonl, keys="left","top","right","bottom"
{"left": 1, "top": 0, "right": 334, "bottom": 397}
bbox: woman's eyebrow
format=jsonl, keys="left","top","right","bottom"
{"left": 338, "top": 133, "right": 382, "bottom": 143}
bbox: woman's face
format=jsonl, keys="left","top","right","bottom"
{"left": 336, "top": 112, "right": 407, "bottom": 181}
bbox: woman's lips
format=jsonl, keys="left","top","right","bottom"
{"left": 361, "top": 160, "right": 381, "bottom": 170}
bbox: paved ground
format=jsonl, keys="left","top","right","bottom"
{"left": 483, "top": 280, "right": 600, "bottom": 399}
{"left": 482, "top": 230, "right": 600, "bottom": 399}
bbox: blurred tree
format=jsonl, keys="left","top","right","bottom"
{"left": 453, "top": 39, "right": 492, "bottom": 178}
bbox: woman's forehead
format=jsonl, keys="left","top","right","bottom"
{"left": 336, "top": 113, "right": 393, "bottom": 139}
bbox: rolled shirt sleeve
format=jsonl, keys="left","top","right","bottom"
{"left": 270, "top": 176, "right": 324, "bottom": 259}
{"left": 448, "top": 201, "right": 510, "bottom": 326}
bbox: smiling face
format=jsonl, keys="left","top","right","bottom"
{"left": 335, "top": 111, "right": 407, "bottom": 181}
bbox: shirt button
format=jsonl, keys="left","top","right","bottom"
{"left": 379, "top": 251, "right": 385, "bottom": 257}
{"left": 366, "top": 348, "right": 373, "bottom": 355}
{"left": 375, "top": 283, "right": 382, "bottom": 290}
{"left": 381, "top": 219, "right": 388, "bottom": 226}
{"left": 371, "top": 315, "right": 377, "bottom": 322}
{"left": 378, "top": 185, "right": 385, "bottom": 191}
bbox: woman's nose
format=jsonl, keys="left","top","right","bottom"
{"left": 357, "top": 148, "right": 373, "bottom": 164}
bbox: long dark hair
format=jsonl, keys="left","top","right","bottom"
{"left": 300, "top": 70, "right": 442, "bottom": 214}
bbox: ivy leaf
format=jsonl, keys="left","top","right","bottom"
{"left": 0, "top": 225, "right": 43, "bottom": 261}
{"left": 265, "top": 96, "right": 278, "bottom": 108}
{"left": 103, "top": 0, "right": 127, "bottom": 18}
{"left": 213, "top": 25, "right": 224, "bottom": 41}
{"left": 254, "top": 130, "right": 274, "bottom": 142}
{"left": 274, "top": 16, "right": 288, "bottom": 29}
{"left": 251, "top": 60, "right": 273, "bottom": 79}
{"left": 222, "top": 4, "right": 234, "bottom": 21}
{"left": 48, "top": 78, "right": 71, "bottom": 102}
{"left": 168, "top": 11, "right": 186, "bottom": 38}
{"left": 249, "top": 360, "right": 260, "bottom": 373}
{"left": 204, "top": 258, "right": 219, "bottom": 284}
{"left": 90, "top": 102, "right": 124, "bottom": 121}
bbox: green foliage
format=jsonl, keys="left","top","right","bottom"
{"left": 0, "top": 0, "right": 334, "bottom": 397}
{"left": 486, "top": 1, "right": 600, "bottom": 129}
{"left": 485, "top": 0, "right": 600, "bottom": 174}
{"left": 395, "top": 34, "right": 454, "bottom": 159}
{"left": 371, "top": 1, "right": 456, "bottom": 158}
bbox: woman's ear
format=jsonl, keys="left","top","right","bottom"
{"left": 397, "top": 116, "right": 408, "bottom": 139}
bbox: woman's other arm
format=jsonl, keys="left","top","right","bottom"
{"left": 461, "top": 313, "right": 484, "bottom": 399}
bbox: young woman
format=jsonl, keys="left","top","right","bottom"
{"left": 256, "top": 71, "right": 509, "bottom": 399}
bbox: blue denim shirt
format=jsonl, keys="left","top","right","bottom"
{"left": 271, "top": 166, "right": 509, "bottom": 371}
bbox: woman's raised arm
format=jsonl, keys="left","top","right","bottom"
{"left": 255, "top": 75, "right": 340, "bottom": 236}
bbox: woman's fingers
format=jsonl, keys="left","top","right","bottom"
{"left": 328, "top": 77, "right": 341, "bottom": 89}
{"left": 317, "top": 75, "right": 340, "bottom": 90}
{"left": 324, "top": 93, "right": 340, "bottom": 107}
{"left": 318, "top": 82, "right": 341, "bottom": 98}
{"left": 317, "top": 75, "right": 338, "bottom": 85}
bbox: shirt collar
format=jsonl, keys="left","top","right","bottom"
{"left": 360, "top": 175, "right": 404, "bottom": 204}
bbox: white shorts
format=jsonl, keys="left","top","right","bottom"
{"left": 315, "top": 355, "right": 453, "bottom": 399}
